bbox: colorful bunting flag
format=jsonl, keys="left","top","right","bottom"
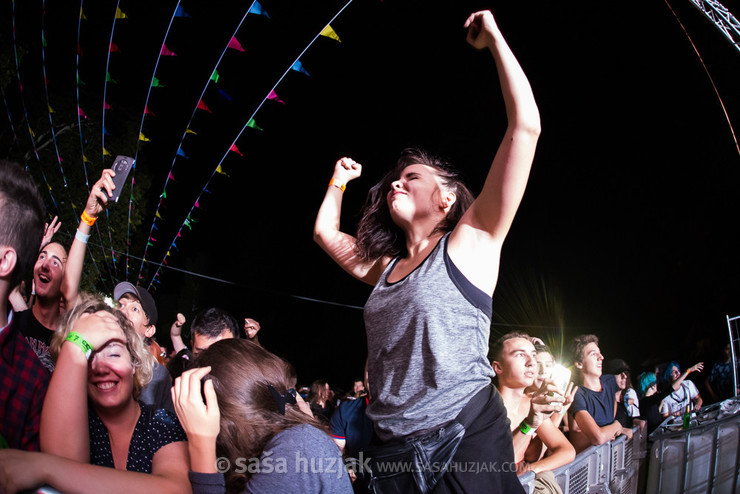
{"left": 151, "top": 77, "right": 165, "bottom": 88}
{"left": 174, "top": 6, "right": 191, "bottom": 18}
{"left": 229, "top": 144, "right": 243, "bottom": 156}
{"left": 185, "top": 128, "right": 197, "bottom": 135}
{"left": 228, "top": 37, "right": 245, "bottom": 52}
{"left": 109, "top": 42, "right": 120, "bottom": 53}
{"left": 77, "top": 107, "right": 87, "bottom": 118}
{"left": 104, "top": 101, "right": 112, "bottom": 110}
{"left": 291, "top": 60, "right": 310, "bottom": 76}
{"left": 216, "top": 165, "right": 230, "bottom": 177}
{"left": 197, "top": 100, "right": 212, "bottom": 113}
{"left": 103, "top": 148, "right": 111, "bottom": 156}
{"left": 160, "top": 44, "right": 177, "bottom": 56}
{"left": 83, "top": 154, "right": 89, "bottom": 162}
{"left": 139, "top": 132, "right": 150, "bottom": 142}
{"left": 176, "top": 148, "right": 189, "bottom": 159}
{"left": 80, "top": 7, "right": 86, "bottom": 20}
{"left": 247, "top": 119, "right": 263, "bottom": 131}
{"left": 249, "top": 1, "right": 270, "bottom": 18}
{"left": 168, "top": 172, "right": 176, "bottom": 181}
{"left": 106, "top": 72, "right": 117, "bottom": 83}
{"left": 320, "top": 25, "right": 341, "bottom": 42}
{"left": 267, "top": 90, "right": 285, "bottom": 104}
{"left": 217, "top": 90, "right": 232, "bottom": 101}
{"left": 48, "top": 105, "right": 55, "bottom": 113}
{"left": 115, "top": 7, "right": 127, "bottom": 19}
{"left": 210, "top": 70, "right": 220, "bottom": 83}
{"left": 145, "top": 105, "right": 156, "bottom": 116}
{"left": 156, "top": 212, "right": 163, "bottom": 220}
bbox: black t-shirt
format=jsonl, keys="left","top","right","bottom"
{"left": 14, "top": 309, "right": 55, "bottom": 372}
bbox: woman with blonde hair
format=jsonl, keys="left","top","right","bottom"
{"left": 0, "top": 295, "right": 190, "bottom": 493}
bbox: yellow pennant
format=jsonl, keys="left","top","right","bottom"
{"left": 320, "top": 25, "right": 341, "bottom": 42}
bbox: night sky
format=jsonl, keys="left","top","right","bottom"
{"left": 2, "top": 0, "right": 740, "bottom": 391}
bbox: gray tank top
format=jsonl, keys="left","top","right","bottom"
{"left": 364, "top": 233, "right": 494, "bottom": 441}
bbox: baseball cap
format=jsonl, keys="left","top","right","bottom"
{"left": 605, "top": 358, "right": 630, "bottom": 375}
{"left": 113, "top": 281, "right": 158, "bottom": 326}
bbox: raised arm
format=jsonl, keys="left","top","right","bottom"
{"left": 313, "top": 157, "right": 388, "bottom": 285}
{"left": 61, "top": 170, "right": 116, "bottom": 308}
{"left": 40, "top": 311, "right": 124, "bottom": 461}
{"left": 170, "top": 313, "right": 188, "bottom": 354}
{"left": 449, "top": 10, "right": 540, "bottom": 293}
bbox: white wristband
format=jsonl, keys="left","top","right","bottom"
{"left": 75, "top": 229, "right": 90, "bottom": 244}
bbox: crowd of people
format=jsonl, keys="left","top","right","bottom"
{"left": 0, "top": 8, "right": 736, "bottom": 494}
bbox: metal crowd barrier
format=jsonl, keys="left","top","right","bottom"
{"left": 519, "top": 424, "right": 644, "bottom": 494}
{"left": 646, "top": 397, "right": 740, "bottom": 494}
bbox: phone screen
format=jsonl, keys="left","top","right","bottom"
{"left": 110, "top": 155, "right": 134, "bottom": 203}
{"left": 551, "top": 364, "right": 571, "bottom": 395}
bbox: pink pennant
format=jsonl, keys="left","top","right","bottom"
{"left": 109, "top": 42, "right": 120, "bottom": 53}
{"left": 145, "top": 105, "right": 156, "bottom": 116}
{"left": 104, "top": 101, "right": 112, "bottom": 110}
{"left": 227, "top": 37, "right": 245, "bottom": 52}
{"left": 168, "top": 172, "right": 176, "bottom": 181}
{"left": 77, "top": 107, "right": 87, "bottom": 118}
{"left": 195, "top": 200, "right": 200, "bottom": 208}
{"left": 267, "top": 90, "right": 285, "bottom": 104}
{"left": 160, "top": 44, "right": 177, "bottom": 56}
{"left": 229, "top": 144, "right": 243, "bottom": 156}
{"left": 197, "top": 100, "right": 212, "bottom": 113}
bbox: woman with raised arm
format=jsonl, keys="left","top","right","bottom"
{"left": 0, "top": 296, "right": 190, "bottom": 494}
{"left": 314, "top": 9, "right": 540, "bottom": 493}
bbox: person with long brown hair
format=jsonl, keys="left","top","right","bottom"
{"left": 172, "top": 339, "right": 352, "bottom": 493}
{"left": 313, "top": 9, "right": 540, "bottom": 492}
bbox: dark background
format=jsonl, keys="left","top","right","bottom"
{"left": 2, "top": 0, "right": 740, "bottom": 393}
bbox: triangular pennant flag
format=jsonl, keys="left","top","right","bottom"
{"left": 291, "top": 60, "right": 310, "bottom": 76}
{"left": 194, "top": 200, "right": 200, "bottom": 209}
{"left": 248, "top": 1, "right": 270, "bottom": 17}
{"left": 197, "top": 100, "right": 212, "bottom": 113}
{"left": 77, "top": 107, "right": 87, "bottom": 118}
{"left": 106, "top": 72, "right": 117, "bottom": 83}
{"left": 210, "top": 70, "right": 220, "bottom": 83}
{"left": 115, "top": 7, "right": 127, "bottom": 19}
{"left": 83, "top": 154, "right": 89, "bottom": 163}
{"left": 139, "top": 132, "right": 150, "bottom": 142}
{"left": 185, "top": 128, "right": 197, "bottom": 135}
{"left": 320, "top": 25, "right": 341, "bottom": 42}
{"left": 247, "top": 118, "right": 263, "bottom": 131}
{"left": 177, "top": 231, "right": 181, "bottom": 238}
{"left": 103, "top": 127, "right": 110, "bottom": 136}
{"left": 103, "top": 148, "right": 111, "bottom": 156}
{"left": 216, "top": 165, "right": 230, "bottom": 177}
{"left": 104, "top": 101, "right": 112, "bottom": 110}
{"left": 217, "top": 89, "right": 231, "bottom": 101}
{"left": 156, "top": 212, "right": 163, "bottom": 220}
{"left": 160, "top": 44, "right": 177, "bottom": 56}
{"left": 42, "top": 34, "right": 47, "bottom": 48}
{"left": 176, "top": 148, "right": 189, "bottom": 159}
{"left": 76, "top": 73, "right": 85, "bottom": 86}
{"left": 267, "top": 90, "right": 285, "bottom": 104}
{"left": 145, "top": 105, "right": 156, "bottom": 116}
{"left": 80, "top": 7, "right": 86, "bottom": 20}
{"left": 184, "top": 218, "right": 193, "bottom": 230}
{"left": 151, "top": 77, "right": 164, "bottom": 88}
{"left": 229, "top": 144, "right": 243, "bottom": 156}
{"left": 168, "top": 172, "right": 176, "bottom": 181}
{"left": 77, "top": 44, "right": 83, "bottom": 56}
{"left": 48, "top": 105, "right": 55, "bottom": 113}
{"left": 109, "top": 42, "right": 120, "bottom": 53}
{"left": 160, "top": 190, "right": 167, "bottom": 199}
{"left": 228, "top": 37, "right": 245, "bottom": 52}
{"left": 174, "top": 6, "right": 191, "bottom": 18}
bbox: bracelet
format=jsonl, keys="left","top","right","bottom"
{"left": 686, "top": 369, "right": 691, "bottom": 375}
{"left": 75, "top": 229, "right": 91, "bottom": 244}
{"left": 80, "top": 211, "right": 97, "bottom": 226}
{"left": 329, "top": 178, "right": 346, "bottom": 192}
{"left": 519, "top": 420, "right": 536, "bottom": 436}
{"left": 65, "top": 331, "right": 94, "bottom": 360}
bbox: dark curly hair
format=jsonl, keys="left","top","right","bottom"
{"left": 355, "top": 148, "right": 475, "bottom": 261}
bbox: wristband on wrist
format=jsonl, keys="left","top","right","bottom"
{"left": 686, "top": 369, "right": 691, "bottom": 375}
{"left": 329, "top": 178, "right": 346, "bottom": 192}
{"left": 65, "top": 331, "right": 94, "bottom": 360}
{"left": 75, "top": 229, "right": 91, "bottom": 244}
{"left": 519, "top": 420, "right": 536, "bottom": 436}
{"left": 81, "top": 211, "right": 97, "bottom": 226}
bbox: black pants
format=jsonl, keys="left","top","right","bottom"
{"left": 432, "top": 385, "right": 525, "bottom": 493}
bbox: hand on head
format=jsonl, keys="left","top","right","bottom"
{"left": 172, "top": 366, "right": 220, "bottom": 441}
{"left": 71, "top": 310, "right": 126, "bottom": 351}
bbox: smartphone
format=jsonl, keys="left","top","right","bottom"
{"left": 551, "top": 364, "right": 571, "bottom": 395}
{"left": 110, "top": 155, "right": 134, "bottom": 203}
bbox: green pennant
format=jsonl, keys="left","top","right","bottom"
{"left": 210, "top": 70, "right": 220, "bottom": 84}
{"left": 106, "top": 72, "right": 117, "bottom": 84}
{"left": 152, "top": 77, "right": 165, "bottom": 88}
{"left": 247, "top": 118, "right": 263, "bottom": 131}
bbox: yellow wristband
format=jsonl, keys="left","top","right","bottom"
{"left": 81, "top": 211, "right": 97, "bottom": 226}
{"left": 329, "top": 178, "right": 346, "bottom": 192}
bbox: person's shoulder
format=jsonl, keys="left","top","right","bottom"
{"left": 271, "top": 424, "right": 335, "bottom": 452}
